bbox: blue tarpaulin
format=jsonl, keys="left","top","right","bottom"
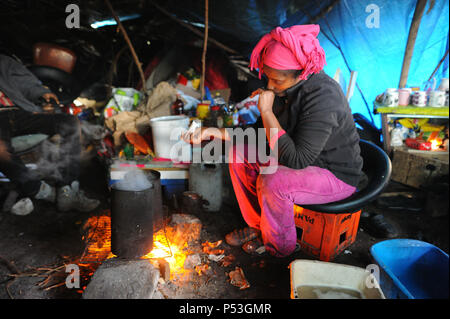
{"left": 289, "top": 0, "right": 450, "bottom": 129}
{"left": 172, "top": 0, "right": 449, "bottom": 129}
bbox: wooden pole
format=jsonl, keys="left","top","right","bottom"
{"left": 201, "top": 0, "right": 209, "bottom": 100}
{"left": 427, "top": 48, "right": 449, "bottom": 82}
{"left": 399, "top": 0, "right": 428, "bottom": 88}
{"left": 307, "top": 0, "right": 340, "bottom": 24}
{"left": 104, "top": 0, "right": 147, "bottom": 92}
{"left": 150, "top": 1, "right": 238, "bottom": 55}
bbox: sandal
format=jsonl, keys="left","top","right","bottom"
{"left": 242, "top": 237, "right": 266, "bottom": 255}
{"left": 225, "top": 227, "right": 261, "bottom": 246}
{"left": 364, "top": 214, "right": 399, "bottom": 239}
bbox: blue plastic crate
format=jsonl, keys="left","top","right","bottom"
{"left": 370, "top": 239, "right": 449, "bottom": 299}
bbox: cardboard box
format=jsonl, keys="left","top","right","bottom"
{"left": 391, "top": 146, "right": 449, "bottom": 189}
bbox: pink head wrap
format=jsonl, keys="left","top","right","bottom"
{"left": 249, "top": 25, "right": 326, "bottom": 80}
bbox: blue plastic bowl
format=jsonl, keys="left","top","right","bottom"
{"left": 370, "top": 239, "right": 449, "bottom": 299}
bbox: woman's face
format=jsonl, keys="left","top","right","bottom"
{"left": 262, "top": 65, "right": 301, "bottom": 96}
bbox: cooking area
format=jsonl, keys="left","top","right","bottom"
{"left": 0, "top": 0, "right": 448, "bottom": 307}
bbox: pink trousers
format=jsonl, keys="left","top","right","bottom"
{"left": 228, "top": 144, "right": 356, "bottom": 257}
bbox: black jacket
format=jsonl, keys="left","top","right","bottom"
{"left": 253, "top": 71, "right": 363, "bottom": 187}
{"left": 0, "top": 54, "right": 50, "bottom": 112}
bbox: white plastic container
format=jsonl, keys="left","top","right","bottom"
{"left": 149, "top": 115, "right": 190, "bottom": 160}
{"left": 289, "top": 260, "right": 385, "bottom": 299}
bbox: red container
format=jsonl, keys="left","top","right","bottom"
{"left": 293, "top": 205, "right": 361, "bottom": 262}
{"left": 405, "top": 138, "right": 431, "bottom": 151}
{"left": 33, "top": 42, "right": 77, "bottom": 74}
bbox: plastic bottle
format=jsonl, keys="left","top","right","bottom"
{"left": 210, "top": 105, "right": 220, "bottom": 127}
{"left": 171, "top": 95, "right": 184, "bottom": 115}
{"left": 214, "top": 92, "right": 226, "bottom": 108}
{"left": 232, "top": 108, "right": 239, "bottom": 126}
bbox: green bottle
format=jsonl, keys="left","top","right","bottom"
{"left": 123, "top": 143, "right": 134, "bottom": 160}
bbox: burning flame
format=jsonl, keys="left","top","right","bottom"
{"left": 141, "top": 229, "right": 189, "bottom": 277}
{"left": 80, "top": 214, "right": 191, "bottom": 280}
{"left": 430, "top": 138, "right": 442, "bottom": 151}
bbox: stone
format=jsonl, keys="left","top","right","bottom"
{"left": 82, "top": 258, "right": 160, "bottom": 299}
{"left": 11, "top": 198, "right": 34, "bottom": 216}
{"left": 167, "top": 214, "right": 202, "bottom": 245}
{"left": 151, "top": 290, "right": 164, "bottom": 299}
{"left": 157, "top": 258, "right": 170, "bottom": 281}
{"left": 183, "top": 254, "right": 202, "bottom": 269}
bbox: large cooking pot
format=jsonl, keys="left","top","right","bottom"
{"left": 110, "top": 170, "right": 163, "bottom": 259}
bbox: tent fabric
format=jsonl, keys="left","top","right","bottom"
{"left": 296, "top": 0, "right": 450, "bottom": 129}
{"left": 171, "top": 0, "right": 449, "bottom": 129}
{"left": 281, "top": 0, "right": 449, "bottom": 128}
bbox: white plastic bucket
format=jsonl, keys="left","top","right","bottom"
{"left": 149, "top": 115, "right": 190, "bottom": 160}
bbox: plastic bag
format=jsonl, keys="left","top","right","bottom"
{"left": 104, "top": 88, "right": 144, "bottom": 118}
{"left": 235, "top": 94, "right": 261, "bottom": 125}
{"left": 390, "top": 124, "right": 410, "bottom": 147}
{"left": 398, "top": 118, "right": 428, "bottom": 131}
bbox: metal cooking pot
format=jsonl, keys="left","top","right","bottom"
{"left": 110, "top": 170, "right": 163, "bottom": 259}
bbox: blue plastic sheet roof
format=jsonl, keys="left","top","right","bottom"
{"left": 172, "top": 0, "right": 449, "bottom": 129}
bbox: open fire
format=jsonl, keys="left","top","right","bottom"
{"left": 80, "top": 212, "right": 192, "bottom": 280}
{"left": 77, "top": 211, "right": 249, "bottom": 296}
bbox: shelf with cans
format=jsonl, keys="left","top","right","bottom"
{"left": 374, "top": 78, "right": 449, "bottom": 155}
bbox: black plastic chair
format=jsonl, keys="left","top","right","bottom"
{"left": 300, "top": 139, "right": 392, "bottom": 214}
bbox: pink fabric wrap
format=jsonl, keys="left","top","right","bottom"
{"left": 249, "top": 25, "right": 326, "bottom": 80}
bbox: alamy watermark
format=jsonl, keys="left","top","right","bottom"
{"left": 365, "top": 4, "right": 380, "bottom": 29}
{"left": 65, "top": 264, "right": 80, "bottom": 289}
{"left": 365, "top": 264, "right": 381, "bottom": 289}
{"left": 65, "top": 4, "right": 80, "bottom": 29}
{"left": 169, "top": 126, "right": 280, "bottom": 175}
{"left": 64, "top": 263, "right": 382, "bottom": 292}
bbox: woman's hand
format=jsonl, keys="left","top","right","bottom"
{"left": 42, "top": 92, "right": 60, "bottom": 105}
{"left": 182, "top": 127, "right": 229, "bottom": 144}
{"left": 41, "top": 92, "right": 60, "bottom": 113}
{"left": 182, "top": 127, "right": 205, "bottom": 145}
{"left": 252, "top": 88, "right": 275, "bottom": 114}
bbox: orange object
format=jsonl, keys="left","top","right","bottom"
{"left": 125, "top": 132, "right": 155, "bottom": 156}
{"left": 33, "top": 42, "right": 77, "bottom": 74}
{"left": 228, "top": 266, "right": 250, "bottom": 290}
{"left": 293, "top": 205, "right": 361, "bottom": 262}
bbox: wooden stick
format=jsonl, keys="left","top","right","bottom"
{"left": 6, "top": 279, "right": 14, "bottom": 299}
{"left": 104, "top": 0, "right": 147, "bottom": 93}
{"left": 150, "top": 2, "right": 239, "bottom": 55}
{"left": 399, "top": 0, "right": 428, "bottom": 88}
{"left": 427, "top": 48, "right": 449, "bottom": 81}
{"left": 201, "top": 0, "right": 209, "bottom": 100}
{"left": 308, "top": 0, "right": 340, "bottom": 24}
{"left": 43, "top": 281, "right": 66, "bottom": 291}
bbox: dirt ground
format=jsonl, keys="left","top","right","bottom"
{"left": 0, "top": 159, "right": 448, "bottom": 299}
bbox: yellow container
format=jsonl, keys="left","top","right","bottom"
{"left": 191, "top": 78, "right": 201, "bottom": 90}
{"left": 196, "top": 103, "right": 210, "bottom": 120}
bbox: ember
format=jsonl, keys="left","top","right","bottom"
{"left": 227, "top": 266, "right": 250, "bottom": 290}
{"left": 79, "top": 211, "right": 245, "bottom": 295}
{"left": 80, "top": 213, "right": 192, "bottom": 280}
